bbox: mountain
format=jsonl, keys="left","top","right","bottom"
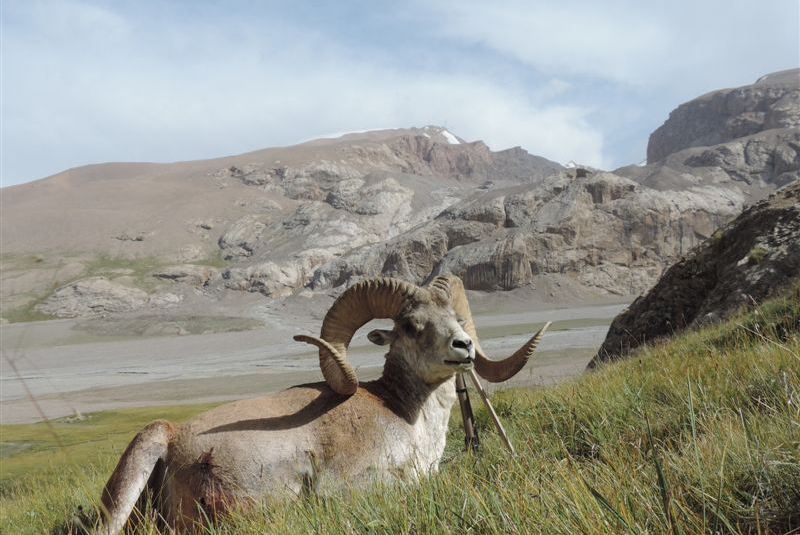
{"left": 1, "top": 126, "right": 561, "bottom": 319}
{"left": 2, "top": 70, "right": 798, "bottom": 323}
{"left": 628, "top": 69, "right": 799, "bottom": 199}
{"left": 648, "top": 69, "right": 799, "bottom": 163}
{"left": 589, "top": 179, "right": 800, "bottom": 367}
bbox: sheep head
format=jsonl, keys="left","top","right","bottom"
{"left": 295, "top": 275, "right": 547, "bottom": 395}
{"left": 294, "top": 277, "right": 475, "bottom": 394}
{"left": 429, "top": 275, "right": 550, "bottom": 382}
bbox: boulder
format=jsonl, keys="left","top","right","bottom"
{"left": 37, "top": 277, "right": 150, "bottom": 317}
{"left": 218, "top": 215, "right": 266, "bottom": 259}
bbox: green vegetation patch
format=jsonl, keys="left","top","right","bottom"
{"left": 2, "top": 304, "right": 54, "bottom": 324}
{"left": 2, "top": 251, "right": 232, "bottom": 323}
{"left": 747, "top": 245, "right": 769, "bottom": 265}
{"left": 195, "top": 250, "right": 229, "bottom": 269}
{"left": 0, "top": 253, "right": 50, "bottom": 270}
{"left": 0, "top": 405, "right": 218, "bottom": 487}
{"left": 82, "top": 254, "right": 167, "bottom": 292}
{"left": 1, "top": 291, "right": 798, "bottom": 534}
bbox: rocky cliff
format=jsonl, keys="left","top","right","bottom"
{"left": 306, "top": 169, "right": 741, "bottom": 297}
{"left": 648, "top": 69, "right": 799, "bottom": 163}
{"left": 590, "top": 180, "right": 800, "bottom": 366}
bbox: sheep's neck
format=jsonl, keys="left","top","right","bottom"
{"left": 374, "top": 356, "right": 455, "bottom": 425}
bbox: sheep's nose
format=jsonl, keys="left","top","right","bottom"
{"left": 451, "top": 336, "right": 474, "bottom": 359}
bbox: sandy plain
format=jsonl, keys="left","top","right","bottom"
{"left": 1, "top": 298, "right": 629, "bottom": 424}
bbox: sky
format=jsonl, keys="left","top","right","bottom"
{"left": 2, "top": 0, "right": 798, "bottom": 187}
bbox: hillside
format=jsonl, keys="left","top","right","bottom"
{"left": 2, "top": 70, "right": 798, "bottom": 325}
{"left": 2, "top": 285, "right": 798, "bottom": 534}
{"left": 591, "top": 180, "right": 800, "bottom": 366}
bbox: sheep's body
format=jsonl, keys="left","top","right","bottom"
{"left": 96, "top": 276, "right": 548, "bottom": 534}
{"left": 161, "top": 378, "right": 456, "bottom": 525}
{"left": 100, "top": 377, "right": 457, "bottom": 533}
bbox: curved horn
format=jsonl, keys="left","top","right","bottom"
{"left": 294, "top": 278, "right": 425, "bottom": 395}
{"left": 474, "top": 322, "right": 551, "bottom": 382}
{"left": 429, "top": 274, "right": 550, "bottom": 383}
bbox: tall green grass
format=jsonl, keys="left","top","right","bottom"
{"left": 1, "top": 292, "right": 798, "bottom": 534}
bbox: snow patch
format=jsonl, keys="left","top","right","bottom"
{"left": 442, "top": 130, "right": 460, "bottom": 145}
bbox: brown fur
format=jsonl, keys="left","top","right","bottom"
{"left": 95, "top": 279, "right": 485, "bottom": 534}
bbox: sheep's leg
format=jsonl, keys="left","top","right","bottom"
{"left": 95, "top": 420, "right": 174, "bottom": 535}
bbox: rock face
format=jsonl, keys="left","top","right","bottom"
{"left": 152, "top": 265, "right": 218, "bottom": 287}
{"left": 308, "top": 169, "right": 743, "bottom": 296}
{"left": 682, "top": 129, "right": 800, "bottom": 189}
{"left": 648, "top": 69, "right": 800, "bottom": 163}
{"left": 36, "top": 277, "right": 181, "bottom": 318}
{"left": 589, "top": 180, "right": 800, "bottom": 367}
{"left": 190, "top": 127, "right": 567, "bottom": 297}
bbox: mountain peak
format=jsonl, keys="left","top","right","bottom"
{"left": 308, "top": 125, "right": 467, "bottom": 146}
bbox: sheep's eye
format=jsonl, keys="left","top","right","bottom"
{"left": 400, "top": 320, "right": 420, "bottom": 336}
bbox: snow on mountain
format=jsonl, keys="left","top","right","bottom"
{"left": 442, "top": 130, "right": 461, "bottom": 145}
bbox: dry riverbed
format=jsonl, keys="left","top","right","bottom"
{"left": 1, "top": 297, "right": 629, "bottom": 424}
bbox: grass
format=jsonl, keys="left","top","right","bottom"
{"left": 747, "top": 246, "right": 769, "bottom": 265}
{"left": 1, "top": 254, "right": 62, "bottom": 322}
{"left": 1, "top": 291, "right": 798, "bottom": 534}
{"left": 2, "top": 301, "right": 55, "bottom": 323}
{"left": 83, "top": 254, "right": 170, "bottom": 293}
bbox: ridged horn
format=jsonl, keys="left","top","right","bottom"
{"left": 294, "top": 277, "right": 425, "bottom": 395}
{"left": 430, "top": 274, "right": 551, "bottom": 382}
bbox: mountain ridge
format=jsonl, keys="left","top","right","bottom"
{"left": 2, "top": 71, "right": 798, "bottom": 323}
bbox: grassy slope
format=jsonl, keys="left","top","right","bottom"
{"left": 1, "top": 251, "right": 228, "bottom": 323}
{"left": 1, "top": 292, "right": 798, "bottom": 534}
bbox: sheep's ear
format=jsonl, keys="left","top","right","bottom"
{"left": 367, "top": 329, "right": 396, "bottom": 346}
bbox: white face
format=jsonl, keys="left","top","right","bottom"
{"left": 368, "top": 303, "right": 475, "bottom": 384}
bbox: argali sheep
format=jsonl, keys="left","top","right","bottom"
{"left": 95, "top": 275, "right": 549, "bottom": 534}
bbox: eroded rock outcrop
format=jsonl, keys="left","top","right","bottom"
{"left": 208, "top": 128, "right": 563, "bottom": 296}
{"left": 589, "top": 180, "right": 800, "bottom": 367}
{"left": 308, "top": 169, "right": 745, "bottom": 295}
{"left": 36, "top": 277, "right": 181, "bottom": 318}
{"left": 218, "top": 215, "right": 267, "bottom": 260}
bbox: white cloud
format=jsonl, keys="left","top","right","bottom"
{"left": 419, "top": 0, "right": 672, "bottom": 84}
{"left": 1, "top": 2, "right": 608, "bottom": 184}
{"left": 418, "top": 0, "right": 798, "bottom": 88}
{"left": 2, "top": 0, "right": 796, "bottom": 186}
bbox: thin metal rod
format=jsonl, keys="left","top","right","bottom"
{"left": 467, "top": 368, "right": 515, "bottom": 454}
{"left": 455, "top": 373, "right": 479, "bottom": 452}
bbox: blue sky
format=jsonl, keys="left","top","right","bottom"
{"left": 2, "top": 0, "right": 798, "bottom": 186}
